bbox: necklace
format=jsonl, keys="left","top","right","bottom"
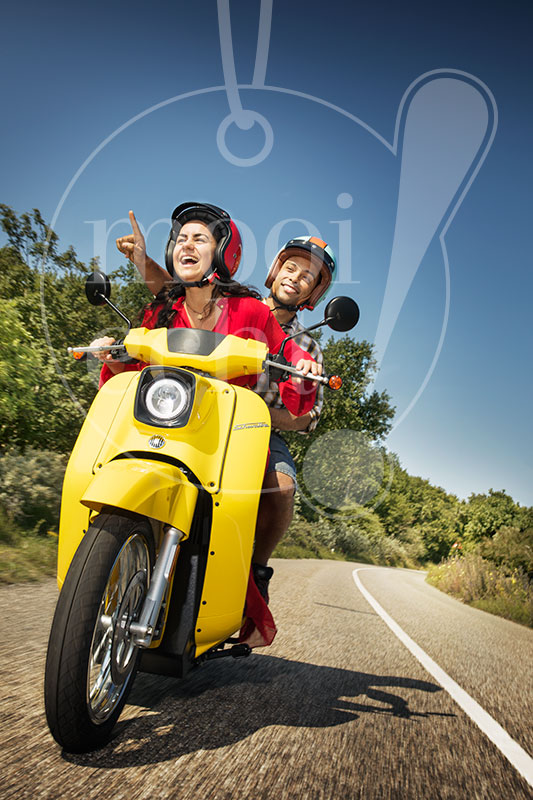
{"left": 184, "top": 299, "right": 211, "bottom": 320}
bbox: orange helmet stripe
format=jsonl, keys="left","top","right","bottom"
{"left": 308, "top": 236, "right": 327, "bottom": 249}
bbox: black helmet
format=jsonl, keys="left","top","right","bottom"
{"left": 164, "top": 201, "right": 242, "bottom": 286}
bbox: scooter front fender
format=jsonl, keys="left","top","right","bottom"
{"left": 80, "top": 458, "right": 198, "bottom": 534}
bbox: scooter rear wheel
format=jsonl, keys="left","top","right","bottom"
{"left": 44, "top": 513, "right": 154, "bottom": 753}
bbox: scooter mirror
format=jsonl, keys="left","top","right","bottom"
{"left": 324, "top": 296, "right": 360, "bottom": 332}
{"left": 85, "top": 271, "right": 111, "bottom": 306}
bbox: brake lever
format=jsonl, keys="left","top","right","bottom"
{"left": 263, "top": 356, "right": 343, "bottom": 390}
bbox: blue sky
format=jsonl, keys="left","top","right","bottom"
{"left": 1, "top": 0, "right": 532, "bottom": 506}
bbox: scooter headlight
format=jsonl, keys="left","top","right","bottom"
{"left": 134, "top": 367, "right": 196, "bottom": 428}
{"left": 145, "top": 378, "right": 188, "bottom": 421}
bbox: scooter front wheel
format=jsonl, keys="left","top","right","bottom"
{"left": 44, "top": 513, "right": 154, "bottom": 753}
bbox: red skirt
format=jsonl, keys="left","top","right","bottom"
{"left": 239, "top": 568, "right": 277, "bottom": 648}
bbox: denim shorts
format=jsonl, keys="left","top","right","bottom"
{"left": 266, "top": 432, "right": 297, "bottom": 484}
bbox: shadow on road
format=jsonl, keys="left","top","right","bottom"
{"left": 64, "top": 654, "right": 453, "bottom": 767}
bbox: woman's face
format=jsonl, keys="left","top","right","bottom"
{"left": 172, "top": 220, "right": 217, "bottom": 282}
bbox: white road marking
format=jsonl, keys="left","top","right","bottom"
{"left": 352, "top": 568, "right": 533, "bottom": 790}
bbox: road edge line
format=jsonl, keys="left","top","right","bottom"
{"left": 352, "top": 568, "right": 533, "bottom": 790}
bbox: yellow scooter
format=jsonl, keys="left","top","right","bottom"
{"left": 44, "top": 271, "right": 359, "bottom": 752}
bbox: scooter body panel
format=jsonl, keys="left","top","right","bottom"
{"left": 195, "top": 386, "right": 271, "bottom": 654}
{"left": 93, "top": 370, "right": 237, "bottom": 493}
{"left": 57, "top": 371, "right": 139, "bottom": 587}
{"left": 124, "top": 328, "right": 267, "bottom": 380}
{"left": 80, "top": 459, "right": 198, "bottom": 533}
{"left": 58, "top": 368, "right": 234, "bottom": 585}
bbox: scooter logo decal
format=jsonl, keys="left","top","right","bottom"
{"left": 233, "top": 422, "right": 270, "bottom": 431}
{"left": 148, "top": 435, "right": 166, "bottom": 449}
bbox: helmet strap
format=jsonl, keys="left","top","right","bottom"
{"left": 173, "top": 276, "right": 210, "bottom": 288}
{"left": 269, "top": 290, "right": 301, "bottom": 314}
{"left": 172, "top": 262, "right": 219, "bottom": 288}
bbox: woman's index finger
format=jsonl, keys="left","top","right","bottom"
{"left": 129, "top": 209, "right": 142, "bottom": 236}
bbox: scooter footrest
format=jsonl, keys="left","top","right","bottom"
{"left": 203, "top": 643, "right": 251, "bottom": 661}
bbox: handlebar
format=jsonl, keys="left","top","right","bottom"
{"left": 67, "top": 345, "right": 126, "bottom": 355}
{"left": 263, "top": 357, "right": 343, "bottom": 391}
{"left": 68, "top": 344, "right": 135, "bottom": 363}
{"left": 68, "top": 346, "right": 343, "bottom": 390}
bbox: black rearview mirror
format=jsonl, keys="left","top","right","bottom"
{"left": 85, "top": 271, "right": 111, "bottom": 306}
{"left": 324, "top": 296, "right": 360, "bottom": 331}
{"left": 84, "top": 270, "right": 132, "bottom": 329}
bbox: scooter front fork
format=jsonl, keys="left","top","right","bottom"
{"left": 129, "top": 526, "right": 184, "bottom": 647}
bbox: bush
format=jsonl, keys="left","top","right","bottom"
{"left": 0, "top": 507, "right": 18, "bottom": 544}
{"left": 427, "top": 553, "right": 533, "bottom": 627}
{"left": 364, "top": 530, "right": 416, "bottom": 568}
{"left": 0, "top": 449, "right": 67, "bottom": 532}
{"left": 324, "top": 506, "right": 417, "bottom": 567}
{"left": 273, "top": 516, "right": 342, "bottom": 560}
{"left": 275, "top": 506, "right": 417, "bottom": 568}
{"left": 479, "top": 526, "right": 533, "bottom": 578}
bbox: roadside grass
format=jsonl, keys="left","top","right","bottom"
{"left": 426, "top": 553, "right": 533, "bottom": 628}
{"left": 0, "top": 522, "right": 58, "bottom": 584}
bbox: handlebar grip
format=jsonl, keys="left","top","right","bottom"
{"left": 109, "top": 345, "right": 138, "bottom": 365}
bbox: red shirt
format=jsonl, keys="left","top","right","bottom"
{"left": 99, "top": 295, "right": 317, "bottom": 416}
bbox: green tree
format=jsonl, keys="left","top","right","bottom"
{"left": 0, "top": 206, "right": 126, "bottom": 452}
{"left": 518, "top": 506, "right": 533, "bottom": 533}
{"left": 374, "top": 455, "right": 416, "bottom": 538}
{"left": 285, "top": 336, "right": 395, "bottom": 470}
{"left": 479, "top": 526, "right": 533, "bottom": 578}
{"left": 111, "top": 261, "right": 153, "bottom": 324}
{"left": 0, "top": 246, "right": 37, "bottom": 298}
{"left": 0, "top": 204, "right": 61, "bottom": 273}
{"left": 373, "top": 456, "right": 461, "bottom": 562}
{"left": 408, "top": 481, "right": 461, "bottom": 561}
{"left": 318, "top": 336, "right": 394, "bottom": 439}
{"left": 463, "top": 489, "right": 519, "bottom": 547}
{"left": 0, "top": 301, "right": 47, "bottom": 450}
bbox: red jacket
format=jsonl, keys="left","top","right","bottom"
{"left": 99, "top": 295, "right": 317, "bottom": 416}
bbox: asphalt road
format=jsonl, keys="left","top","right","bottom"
{"left": 1, "top": 560, "right": 532, "bottom": 800}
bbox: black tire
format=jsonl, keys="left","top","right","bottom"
{"left": 44, "top": 513, "right": 154, "bottom": 753}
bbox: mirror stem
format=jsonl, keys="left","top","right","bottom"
{"left": 278, "top": 318, "right": 326, "bottom": 358}
{"left": 97, "top": 292, "right": 132, "bottom": 330}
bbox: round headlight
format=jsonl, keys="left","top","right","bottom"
{"left": 145, "top": 378, "right": 188, "bottom": 421}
